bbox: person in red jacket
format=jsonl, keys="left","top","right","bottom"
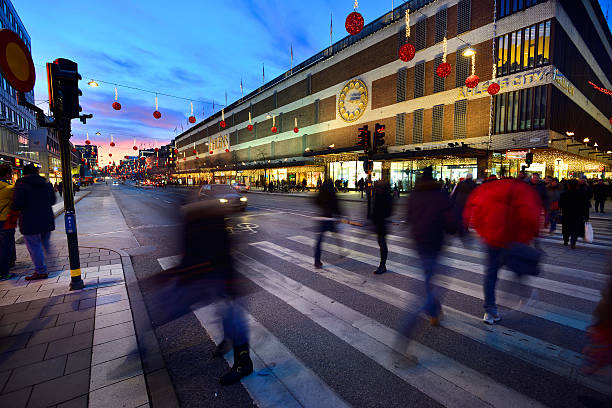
{"left": 463, "top": 178, "right": 543, "bottom": 324}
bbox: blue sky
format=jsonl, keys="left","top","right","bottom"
{"left": 13, "top": 1, "right": 612, "bottom": 164}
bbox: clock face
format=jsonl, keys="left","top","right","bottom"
{"left": 338, "top": 79, "right": 368, "bottom": 122}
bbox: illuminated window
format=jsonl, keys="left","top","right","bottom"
{"left": 529, "top": 25, "right": 536, "bottom": 68}
{"left": 542, "top": 20, "right": 551, "bottom": 65}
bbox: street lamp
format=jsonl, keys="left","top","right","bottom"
{"left": 566, "top": 131, "right": 575, "bottom": 137}
{"left": 88, "top": 80, "right": 99, "bottom": 87}
{"left": 463, "top": 48, "right": 476, "bottom": 57}
{"left": 583, "top": 138, "right": 590, "bottom": 143}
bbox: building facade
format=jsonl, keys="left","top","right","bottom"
{"left": 0, "top": 0, "right": 37, "bottom": 181}
{"left": 175, "top": 0, "right": 612, "bottom": 189}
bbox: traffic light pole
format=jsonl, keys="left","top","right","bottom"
{"left": 58, "top": 117, "right": 84, "bottom": 290}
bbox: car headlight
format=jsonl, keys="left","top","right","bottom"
{"left": 219, "top": 198, "right": 229, "bottom": 203}
{"left": 240, "top": 197, "right": 247, "bottom": 202}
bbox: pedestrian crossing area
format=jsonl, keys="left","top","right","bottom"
{"left": 158, "top": 216, "right": 612, "bottom": 408}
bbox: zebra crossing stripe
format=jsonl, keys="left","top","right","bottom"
{"left": 193, "top": 302, "right": 350, "bottom": 408}
{"left": 249, "top": 241, "right": 612, "bottom": 398}
{"left": 329, "top": 231, "right": 601, "bottom": 302}
{"left": 233, "top": 250, "right": 547, "bottom": 408}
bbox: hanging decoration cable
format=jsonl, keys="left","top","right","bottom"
{"left": 466, "top": 52, "right": 479, "bottom": 88}
{"left": 153, "top": 94, "right": 161, "bottom": 119}
{"left": 247, "top": 111, "right": 254, "bottom": 131}
{"left": 189, "top": 101, "right": 196, "bottom": 123}
{"left": 436, "top": 36, "right": 452, "bottom": 78}
{"left": 112, "top": 87, "right": 121, "bottom": 110}
{"left": 398, "top": 9, "right": 415, "bottom": 62}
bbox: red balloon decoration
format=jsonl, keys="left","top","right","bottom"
{"left": 110, "top": 142, "right": 115, "bottom": 147}
{"left": 133, "top": 145, "right": 138, "bottom": 151}
{"left": 487, "top": 83, "right": 500, "bottom": 95}
{"left": 436, "top": 62, "right": 452, "bottom": 78}
{"left": 85, "top": 140, "right": 91, "bottom": 145}
{"left": 271, "top": 126, "right": 278, "bottom": 133}
{"left": 294, "top": 127, "right": 299, "bottom": 133}
{"left": 345, "top": 11, "right": 364, "bottom": 36}
{"left": 153, "top": 110, "right": 161, "bottom": 119}
{"left": 112, "top": 101, "right": 121, "bottom": 110}
{"left": 466, "top": 74, "right": 480, "bottom": 89}
{"left": 220, "top": 120, "right": 226, "bottom": 128}
{"left": 247, "top": 124, "right": 253, "bottom": 131}
{"left": 398, "top": 43, "right": 416, "bottom": 62}
{"left": 188, "top": 116, "right": 196, "bottom": 124}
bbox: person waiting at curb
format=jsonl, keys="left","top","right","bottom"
{"left": 0, "top": 164, "right": 17, "bottom": 280}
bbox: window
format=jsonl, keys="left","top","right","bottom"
{"left": 397, "top": 68, "right": 406, "bottom": 102}
{"left": 456, "top": 51, "right": 470, "bottom": 88}
{"left": 396, "top": 113, "right": 406, "bottom": 145}
{"left": 433, "top": 55, "right": 445, "bottom": 93}
{"left": 498, "top": 0, "right": 546, "bottom": 19}
{"left": 494, "top": 85, "right": 547, "bottom": 134}
{"left": 432, "top": 105, "right": 444, "bottom": 141}
{"left": 454, "top": 100, "right": 467, "bottom": 139}
{"left": 314, "top": 99, "right": 319, "bottom": 123}
{"left": 273, "top": 91, "right": 278, "bottom": 108}
{"left": 306, "top": 74, "right": 312, "bottom": 95}
{"left": 414, "top": 62, "right": 425, "bottom": 98}
{"left": 435, "top": 8, "right": 447, "bottom": 44}
{"left": 397, "top": 28, "right": 406, "bottom": 52}
{"left": 415, "top": 19, "right": 427, "bottom": 51}
{"left": 496, "top": 20, "right": 551, "bottom": 75}
{"left": 457, "top": 0, "right": 471, "bottom": 34}
{"left": 413, "top": 109, "right": 424, "bottom": 143}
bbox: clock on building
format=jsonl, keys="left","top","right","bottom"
{"left": 338, "top": 79, "right": 368, "bottom": 122}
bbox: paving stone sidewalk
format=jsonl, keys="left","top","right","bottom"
{"left": 0, "top": 246, "right": 150, "bottom": 408}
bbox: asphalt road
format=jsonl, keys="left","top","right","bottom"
{"left": 107, "top": 181, "right": 612, "bottom": 408}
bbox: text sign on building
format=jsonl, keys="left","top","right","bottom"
{"left": 209, "top": 134, "right": 230, "bottom": 155}
{"left": 458, "top": 67, "right": 551, "bottom": 99}
{"left": 506, "top": 150, "right": 527, "bottom": 160}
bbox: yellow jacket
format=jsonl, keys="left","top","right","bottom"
{"left": 0, "top": 180, "right": 14, "bottom": 222}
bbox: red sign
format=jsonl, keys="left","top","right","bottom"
{"left": 0, "top": 29, "right": 35, "bottom": 92}
{"left": 505, "top": 150, "right": 527, "bottom": 160}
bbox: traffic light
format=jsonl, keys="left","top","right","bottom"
{"left": 363, "top": 159, "right": 373, "bottom": 173}
{"left": 47, "top": 58, "right": 82, "bottom": 121}
{"left": 373, "top": 123, "right": 385, "bottom": 151}
{"left": 357, "top": 125, "right": 371, "bottom": 152}
{"left": 525, "top": 152, "right": 534, "bottom": 166}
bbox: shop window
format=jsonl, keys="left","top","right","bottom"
{"left": 432, "top": 105, "right": 444, "bottom": 142}
{"left": 397, "top": 67, "right": 406, "bottom": 102}
{"left": 396, "top": 113, "right": 405, "bottom": 145}
{"left": 433, "top": 55, "right": 445, "bottom": 93}
{"left": 455, "top": 51, "right": 470, "bottom": 88}
{"left": 414, "top": 62, "right": 425, "bottom": 98}
{"left": 457, "top": 0, "right": 471, "bottom": 34}
{"left": 453, "top": 99, "right": 467, "bottom": 139}
{"left": 413, "top": 109, "right": 424, "bottom": 143}
{"left": 435, "top": 8, "right": 447, "bottom": 44}
{"left": 415, "top": 19, "right": 427, "bottom": 51}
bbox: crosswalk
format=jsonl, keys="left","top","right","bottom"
{"left": 158, "top": 215, "right": 612, "bottom": 407}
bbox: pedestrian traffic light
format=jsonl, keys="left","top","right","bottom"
{"left": 373, "top": 123, "right": 385, "bottom": 151}
{"left": 47, "top": 58, "right": 82, "bottom": 121}
{"left": 363, "top": 159, "right": 373, "bottom": 172}
{"left": 525, "top": 152, "right": 534, "bottom": 166}
{"left": 357, "top": 125, "right": 371, "bottom": 152}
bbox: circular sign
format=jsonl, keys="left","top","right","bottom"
{"left": 0, "top": 29, "right": 35, "bottom": 92}
{"left": 338, "top": 79, "right": 368, "bottom": 122}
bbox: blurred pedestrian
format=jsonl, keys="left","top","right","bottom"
{"left": 11, "top": 164, "right": 56, "bottom": 280}
{"left": 546, "top": 178, "right": 562, "bottom": 234}
{"left": 529, "top": 173, "right": 548, "bottom": 214}
{"left": 560, "top": 179, "right": 587, "bottom": 249}
{"left": 357, "top": 178, "right": 365, "bottom": 199}
{"left": 464, "top": 178, "right": 542, "bottom": 324}
{"left": 404, "top": 167, "right": 456, "bottom": 326}
{"left": 371, "top": 180, "right": 393, "bottom": 275}
{"left": 313, "top": 179, "right": 341, "bottom": 269}
{"left": 582, "top": 271, "right": 612, "bottom": 375}
{"left": 450, "top": 173, "right": 476, "bottom": 238}
{"left": 593, "top": 179, "right": 607, "bottom": 214}
{"left": 58, "top": 180, "right": 63, "bottom": 196}
{"left": 0, "top": 164, "right": 17, "bottom": 280}
{"left": 579, "top": 176, "right": 593, "bottom": 221}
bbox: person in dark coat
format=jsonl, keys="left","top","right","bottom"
{"left": 560, "top": 178, "right": 587, "bottom": 249}
{"left": 371, "top": 180, "right": 393, "bottom": 274}
{"left": 11, "top": 164, "right": 56, "bottom": 280}
{"left": 404, "top": 167, "right": 455, "bottom": 326}
{"left": 313, "top": 179, "right": 341, "bottom": 268}
{"left": 450, "top": 174, "right": 476, "bottom": 237}
{"left": 593, "top": 179, "right": 608, "bottom": 214}
{"left": 579, "top": 177, "right": 593, "bottom": 221}
{"left": 357, "top": 178, "right": 365, "bottom": 199}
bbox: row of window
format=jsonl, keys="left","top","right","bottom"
{"left": 496, "top": 20, "right": 551, "bottom": 77}
{"left": 0, "top": 101, "right": 34, "bottom": 131}
{"left": 410, "top": 0, "right": 472, "bottom": 52}
{"left": 406, "top": 99, "right": 468, "bottom": 144}
{"left": 498, "top": 0, "right": 547, "bottom": 19}
{"left": 0, "top": 0, "right": 30, "bottom": 51}
{"left": 493, "top": 85, "right": 547, "bottom": 134}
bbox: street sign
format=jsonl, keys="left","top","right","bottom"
{"left": 0, "top": 29, "right": 35, "bottom": 92}
{"left": 505, "top": 150, "right": 527, "bottom": 160}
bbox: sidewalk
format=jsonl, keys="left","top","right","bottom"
{"left": 248, "top": 188, "right": 401, "bottom": 202}
{"left": 0, "top": 184, "right": 172, "bottom": 408}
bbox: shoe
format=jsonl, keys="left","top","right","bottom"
{"left": 571, "top": 243, "right": 576, "bottom": 249}
{"left": 374, "top": 266, "right": 386, "bottom": 275}
{"left": 563, "top": 241, "right": 568, "bottom": 246}
{"left": 314, "top": 261, "right": 323, "bottom": 269}
{"left": 0, "top": 273, "right": 16, "bottom": 281}
{"left": 220, "top": 344, "right": 254, "bottom": 385}
{"left": 213, "top": 339, "right": 232, "bottom": 358}
{"left": 483, "top": 312, "right": 501, "bottom": 325}
{"left": 25, "top": 273, "right": 48, "bottom": 281}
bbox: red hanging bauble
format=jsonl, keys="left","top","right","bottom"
{"left": 85, "top": 140, "right": 91, "bottom": 145}
{"left": 466, "top": 74, "right": 480, "bottom": 89}
{"left": 209, "top": 150, "right": 214, "bottom": 154}
{"left": 124, "top": 156, "right": 129, "bottom": 159}
{"left": 398, "top": 43, "right": 416, "bottom": 62}
{"left": 487, "top": 83, "right": 500, "bottom": 95}
{"left": 195, "top": 156, "right": 199, "bottom": 160}
{"left": 294, "top": 127, "right": 299, "bottom": 133}
{"left": 192, "top": 149, "right": 197, "bottom": 154}
{"left": 220, "top": 120, "right": 226, "bottom": 128}
{"left": 225, "top": 148, "right": 229, "bottom": 153}
{"left": 133, "top": 145, "right": 138, "bottom": 151}
{"left": 436, "top": 62, "right": 452, "bottom": 78}
{"left": 109, "top": 153, "right": 112, "bottom": 157}
{"left": 247, "top": 124, "right": 253, "bottom": 131}
{"left": 609, "top": 118, "right": 612, "bottom": 125}
{"left": 188, "top": 116, "right": 196, "bottom": 124}
{"left": 155, "top": 147, "right": 159, "bottom": 152}
{"left": 183, "top": 157, "right": 186, "bottom": 161}
{"left": 271, "top": 126, "right": 278, "bottom": 133}
{"left": 72, "top": 148, "right": 76, "bottom": 153}
{"left": 81, "top": 158, "right": 85, "bottom": 163}
{"left": 112, "top": 101, "right": 121, "bottom": 110}
{"left": 153, "top": 110, "right": 161, "bottom": 119}
{"left": 345, "top": 11, "right": 364, "bottom": 36}
{"left": 110, "top": 142, "right": 115, "bottom": 147}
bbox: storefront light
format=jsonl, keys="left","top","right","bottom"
{"left": 566, "top": 131, "right": 575, "bottom": 137}
{"left": 462, "top": 48, "right": 475, "bottom": 57}
{"left": 583, "top": 138, "right": 590, "bottom": 143}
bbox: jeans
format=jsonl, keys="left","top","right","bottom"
{"left": 0, "top": 221, "right": 15, "bottom": 276}
{"left": 595, "top": 199, "right": 606, "bottom": 213}
{"left": 221, "top": 299, "right": 248, "bottom": 347}
{"left": 484, "top": 246, "right": 504, "bottom": 314}
{"left": 420, "top": 252, "right": 441, "bottom": 317}
{"left": 314, "top": 220, "right": 335, "bottom": 264}
{"left": 377, "top": 229, "right": 388, "bottom": 268}
{"left": 549, "top": 210, "right": 559, "bottom": 233}
{"left": 23, "top": 231, "right": 53, "bottom": 275}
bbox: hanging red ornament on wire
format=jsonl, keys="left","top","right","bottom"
{"left": 133, "top": 146, "right": 138, "bottom": 151}
{"left": 609, "top": 118, "right": 612, "bottom": 125}
{"left": 112, "top": 87, "right": 121, "bottom": 110}
{"left": 465, "top": 53, "right": 479, "bottom": 88}
{"left": 487, "top": 82, "right": 500, "bottom": 95}
{"left": 188, "top": 101, "right": 196, "bottom": 123}
{"left": 109, "top": 153, "right": 112, "bottom": 157}
{"left": 436, "top": 37, "right": 451, "bottom": 78}
{"left": 293, "top": 117, "right": 299, "bottom": 133}
{"left": 345, "top": 1, "right": 364, "bottom": 36}
{"left": 85, "top": 132, "right": 91, "bottom": 145}
{"left": 72, "top": 148, "right": 76, "bottom": 153}
{"left": 209, "top": 150, "right": 214, "bottom": 154}
{"left": 153, "top": 95, "right": 161, "bottom": 119}
{"left": 110, "top": 134, "right": 115, "bottom": 147}
{"left": 220, "top": 108, "right": 226, "bottom": 128}
{"left": 155, "top": 147, "right": 159, "bottom": 152}
{"left": 247, "top": 112, "right": 253, "bottom": 131}
{"left": 225, "top": 148, "right": 229, "bottom": 153}
{"left": 271, "top": 115, "right": 277, "bottom": 133}
{"left": 398, "top": 10, "right": 415, "bottom": 62}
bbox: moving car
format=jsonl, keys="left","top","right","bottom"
{"left": 232, "top": 183, "right": 250, "bottom": 193}
{"left": 198, "top": 184, "right": 247, "bottom": 211}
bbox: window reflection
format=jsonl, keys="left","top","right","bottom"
{"left": 496, "top": 20, "right": 551, "bottom": 75}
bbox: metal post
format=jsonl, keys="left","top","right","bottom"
{"left": 58, "top": 118, "right": 84, "bottom": 290}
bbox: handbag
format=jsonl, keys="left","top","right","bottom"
{"left": 585, "top": 222, "right": 594, "bottom": 243}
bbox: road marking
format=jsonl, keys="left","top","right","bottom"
{"left": 234, "top": 251, "right": 547, "bottom": 408}
{"left": 249, "top": 241, "right": 612, "bottom": 397}
{"left": 194, "top": 302, "right": 350, "bottom": 408}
